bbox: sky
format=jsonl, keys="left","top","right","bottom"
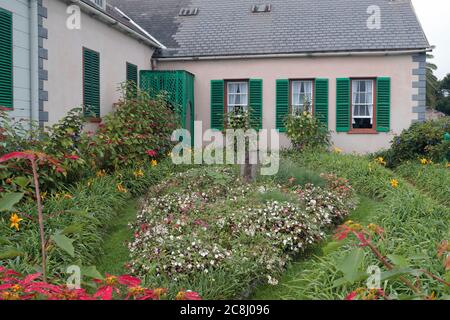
{"left": 411, "top": 0, "right": 450, "bottom": 79}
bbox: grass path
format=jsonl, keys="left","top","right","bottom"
{"left": 96, "top": 198, "right": 138, "bottom": 275}
{"left": 251, "top": 196, "right": 381, "bottom": 300}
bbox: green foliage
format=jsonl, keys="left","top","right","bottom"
{"left": 85, "top": 86, "right": 180, "bottom": 170}
{"left": 128, "top": 166, "right": 356, "bottom": 299}
{"left": 269, "top": 158, "right": 325, "bottom": 187}
{"left": 395, "top": 162, "right": 450, "bottom": 206}
{"left": 0, "top": 159, "right": 177, "bottom": 277}
{"left": 285, "top": 112, "right": 330, "bottom": 151}
{"left": 262, "top": 152, "right": 450, "bottom": 299}
{"left": 227, "top": 108, "right": 251, "bottom": 130}
{"left": 377, "top": 117, "right": 450, "bottom": 167}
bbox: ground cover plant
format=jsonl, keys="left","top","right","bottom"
{"left": 127, "top": 164, "right": 357, "bottom": 299}
{"left": 252, "top": 152, "right": 450, "bottom": 300}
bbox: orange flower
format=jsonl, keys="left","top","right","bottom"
{"left": 390, "top": 179, "right": 399, "bottom": 188}
{"left": 151, "top": 160, "right": 158, "bottom": 167}
{"left": 117, "top": 183, "right": 128, "bottom": 193}
{"left": 10, "top": 213, "right": 23, "bottom": 231}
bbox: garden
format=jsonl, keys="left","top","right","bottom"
{"left": 0, "top": 88, "right": 449, "bottom": 300}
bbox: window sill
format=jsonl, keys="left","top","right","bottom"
{"left": 86, "top": 117, "right": 102, "bottom": 124}
{"left": 348, "top": 129, "right": 378, "bottom": 135}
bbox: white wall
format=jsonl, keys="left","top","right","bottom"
{"left": 43, "top": 0, "right": 155, "bottom": 125}
{"left": 158, "top": 54, "right": 419, "bottom": 153}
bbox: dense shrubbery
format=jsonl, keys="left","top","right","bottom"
{"left": 0, "top": 85, "right": 179, "bottom": 194}
{"left": 128, "top": 165, "right": 356, "bottom": 299}
{"left": 285, "top": 112, "right": 330, "bottom": 151}
{"left": 377, "top": 117, "right": 450, "bottom": 167}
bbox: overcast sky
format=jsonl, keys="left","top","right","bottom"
{"left": 411, "top": 0, "right": 450, "bottom": 79}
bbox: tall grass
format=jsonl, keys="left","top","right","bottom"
{"left": 264, "top": 152, "right": 450, "bottom": 299}
{"left": 395, "top": 162, "right": 450, "bottom": 206}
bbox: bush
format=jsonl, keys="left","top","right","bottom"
{"left": 127, "top": 166, "right": 356, "bottom": 299}
{"left": 85, "top": 86, "right": 180, "bottom": 170}
{"left": 377, "top": 117, "right": 450, "bottom": 167}
{"left": 285, "top": 112, "right": 330, "bottom": 151}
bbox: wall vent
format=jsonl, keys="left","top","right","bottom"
{"left": 252, "top": 4, "right": 272, "bottom": 13}
{"left": 179, "top": 8, "right": 199, "bottom": 16}
{"left": 88, "top": 0, "right": 107, "bottom": 11}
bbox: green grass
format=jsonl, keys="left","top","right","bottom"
{"left": 96, "top": 199, "right": 138, "bottom": 275}
{"left": 251, "top": 152, "right": 450, "bottom": 300}
{"left": 395, "top": 162, "right": 450, "bottom": 206}
{"left": 252, "top": 196, "right": 380, "bottom": 300}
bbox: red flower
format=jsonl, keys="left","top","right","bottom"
{"left": 64, "top": 154, "right": 80, "bottom": 161}
{"left": 146, "top": 150, "right": 158, "bottom": 157}
{"left": 345, "top": 291, "right": 358, "bottom": 300}
{"left": 334, "top": 225, "right": 351, "bottom": 241}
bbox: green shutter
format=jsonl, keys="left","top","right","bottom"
{"left": 249, "top": 79, "right": 263, "bottom": 130}
{"left": 376, "top": 77, "right": 391, "bottom": 132}
{"left": 314, "top": 78, "right": 328, "bottom": 128}
{"left": 336, "top": 78, "right": 351, "bottom": 132}
{"left": 276, "top": 79, "right": 289, "bottom": 132}
{"left": 83, "top": 48, "right": 100, "bottom": 118}
{"left": 210, "top": 80, "right": 224, "bottom": 130}
{"left": 0, "top": 8, "right": 13, "bottom": 110}
{"left": 126, "top": 62, "right": 138, "bottom": 84}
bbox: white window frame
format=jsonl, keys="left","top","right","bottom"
{"left": 291, "top": 80, "right": 314, "bottom": 115}
{"left": 227, "top": 81, "right": 249, "bottom": 114}
{"left": 351, "top": 79, "right": 374, "bottom": 129}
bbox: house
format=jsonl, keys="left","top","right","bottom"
{"left": 0, "top": 0, "right": 163, "bottom": 127}
{"left": 109, "top": 0, "right": 431, "bottom": 153}
{"left": 1, "top": 0, "right": 431, "bottom": 153}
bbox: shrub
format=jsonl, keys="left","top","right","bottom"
{"left": 377, "top": 117, "right": 450, "bottom": 167}
{"left": 127, "top": 166, "right": 356, "bottom": 299}
{"left": 270, "top": 158, "right": 325, "bottom": 187}
{"left": 285, "top": 112, "right": 330, "bottom": 151}
{"left": 85, "top": 86, "right": 180, "bottom": 170}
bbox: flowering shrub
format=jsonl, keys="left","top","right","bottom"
{"left": 285, "top": 112, "right": 330, "bottom": 151}
{"left": 377, "top": 117, "right": 450, "bottom": 167}
{"left": 127, "top": 166, "right": 356, "bottom": 298}
{"left": 0, "top": 267, "right": 201, "bottom": 301}
{"left": 85, "top": 87, "right": 180, "bottom": 170}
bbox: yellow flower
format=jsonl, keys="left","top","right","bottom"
{"left": 390, "top": 178, "right": 399, "bottom": 188}
{"left": 133, "top": 169, "right": 145, "bottom": 178}
{"left": 117, "top": 183, "right": 128, "bottom": 193}
{"left": 447, "top": 163, "right": 450, "bottom": 168}
{"left": 420, "top": 158, "right": 428, "bottom": 165}
{"left": 375, "top": 157, "right": 386, "bottom": 166}
{"left": 333, "top": 147, "right": 343, "bottom": 154}
{"left": 167, "top": 152, "right": 173, "bottom": 158}
{"left": 151, "top": 159, "right": 158, "bottom": 167}
{"left": 96, "top": 170, "right": 107, "bottom": 178}
{"left": 63, "top": 194, "right": 73, "bottom": 200}
{"left": 10, "top": 213, "right": 23, "bottom": 231}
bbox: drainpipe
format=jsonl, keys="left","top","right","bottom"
{"left": 29, "top": 0, "right": 39, "bottom": 123}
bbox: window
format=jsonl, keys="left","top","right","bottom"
{"left": 126, "top": 62, "right": 138, "bottom": 85}
{"left": 0, "top": 7, "right": 13, "bottom": 110}
{"left": 227, "top": 81, "right": 248, "bottom": 114}
{"left": 351, "top": 79, "right": 374, "bottom": 129}
{"left": 291, "top": 80, "right": 313, "bottom": 115}
{"left": 83, "top": 48, "right": 100, "bottom": 118}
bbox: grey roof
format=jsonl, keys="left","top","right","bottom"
{"left": 80, "top": 0, "right": 163, "bottom": 47}
{"left": 107, "top": 0, "right": 430, "bottom": 58}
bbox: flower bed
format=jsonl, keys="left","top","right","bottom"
{"left": 128, "top": 166, "right": 357, "bottom": 299}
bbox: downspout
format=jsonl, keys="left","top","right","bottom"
{"left": 30, "top": 0, "right": 39, "bottom": 123}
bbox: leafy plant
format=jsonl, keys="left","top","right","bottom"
{"left": 377, "top": 117, "right": 450, "bottom": 167}
{"left": 285, "top": 112, "right": 330, "bottom": 151}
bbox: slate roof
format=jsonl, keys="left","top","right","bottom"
{"left": 80, "top": 0, "right": 164, "bottom": 48}
{"left": 107, "top": 0, "right": 430, "bottom": 58}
